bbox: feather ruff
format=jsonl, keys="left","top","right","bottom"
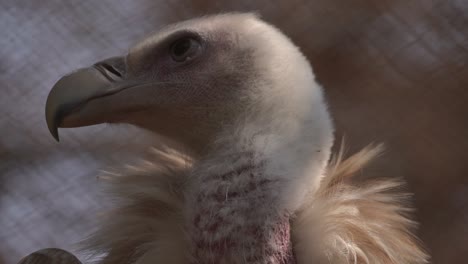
{"left": 81, "top": 145, "right": 428, "bottom": 264}
{"left": 81, "top": 148, "right": 191, "bottom": 264}
{"left": 293, "top": 144, "right": 429, "bottom": 264}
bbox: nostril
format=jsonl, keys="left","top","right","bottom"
{"left": 94, "top": 63, "right": 124, "bottom": 82}
{"left": 94, "top": 56, "right": 126, "bottom": 82}
{"left": 101, "top": 63, "right": 123, "bottom": 78}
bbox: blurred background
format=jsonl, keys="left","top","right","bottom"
{"left": 1, "top": 0, "right": 467, "bottom": 263}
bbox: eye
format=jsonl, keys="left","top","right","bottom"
{"left": 170, "top": 37, "right": 201, "bottom": 62}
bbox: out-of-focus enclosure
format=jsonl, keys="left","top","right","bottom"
{"left": 1, "top": 1, "right": 467, "bottom": 263}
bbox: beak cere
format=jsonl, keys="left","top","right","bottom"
{"left": 45, "top": 57, "right": 125, "bottom": 141}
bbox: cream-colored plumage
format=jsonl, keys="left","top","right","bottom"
{"left": 294, "top": 144, "right": 428, "bottom": 264}
{"left": 20, "top": 146, "right": 428, "bottom": 264}
{"left": 77, "top": 144, "right": 427, "bottom": 264}
{"left": 36, "top": 13, "right": 429, "bottom": 264}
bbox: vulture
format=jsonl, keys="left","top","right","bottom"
{"left": 30, "top": 13, "right": 428, "bottom": 264}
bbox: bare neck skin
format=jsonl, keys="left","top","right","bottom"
{"left": 187, "top": 150, "right": 293, "bottom": 263}
{"left": 185, "top": 119, "right": 332, "bottom": 264}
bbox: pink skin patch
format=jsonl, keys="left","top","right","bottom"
{"left": 188, "top": 160, "right": 296, "bottom": 264}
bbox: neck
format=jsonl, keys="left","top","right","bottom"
{"left": 185, "top": 120, "right": 332, "bottom": 263}
{"left": 187, "top": 151, "right": 295, "bottom": 264}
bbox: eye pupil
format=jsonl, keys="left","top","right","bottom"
{"left": 173, "top": 38, "right": 192, "bottom": 57}
{"left": 170, "top": 37, "right": 201, "bottom": 62}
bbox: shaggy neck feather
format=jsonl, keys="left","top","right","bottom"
{"left": 186, "top": 116, "right": 332, "bottom": 263}
{"left": 187, "top": 151, "right": 295, "bottom": 264}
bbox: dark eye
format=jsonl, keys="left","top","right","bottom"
{"left": 170, "top": 37, "right": 201, "bottom": 62}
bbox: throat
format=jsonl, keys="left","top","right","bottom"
{"left": 187, "top": 153, "right": 296, "bottom": 264}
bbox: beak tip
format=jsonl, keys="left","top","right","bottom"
{"left": 46, "top": 113, "right": 60, "bottom": 142}
{"left": 53, "top": 132, "right": 60, "bottom": 142}
{"left": 48, "top": 125, "right": 60, "bottom": 142}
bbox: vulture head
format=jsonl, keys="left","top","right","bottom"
{"left": 44, "top": 13, "right": 426, "bottom": 264}
{"left": 46, "top": 13, "right": 333, "bottom": 158}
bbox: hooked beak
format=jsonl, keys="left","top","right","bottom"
{"left": 45, "top": 57, "right": 126, "bottom": 141}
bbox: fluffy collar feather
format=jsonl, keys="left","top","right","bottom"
{"left": 76, "top": 144, "right": 428, "bottom": 264}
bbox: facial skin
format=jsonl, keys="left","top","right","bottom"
{"left": 46, "top": 14, "right": 271, "bottom": 155}
{"left": 46, "top": 13, "right": 332, "bottom": 166}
